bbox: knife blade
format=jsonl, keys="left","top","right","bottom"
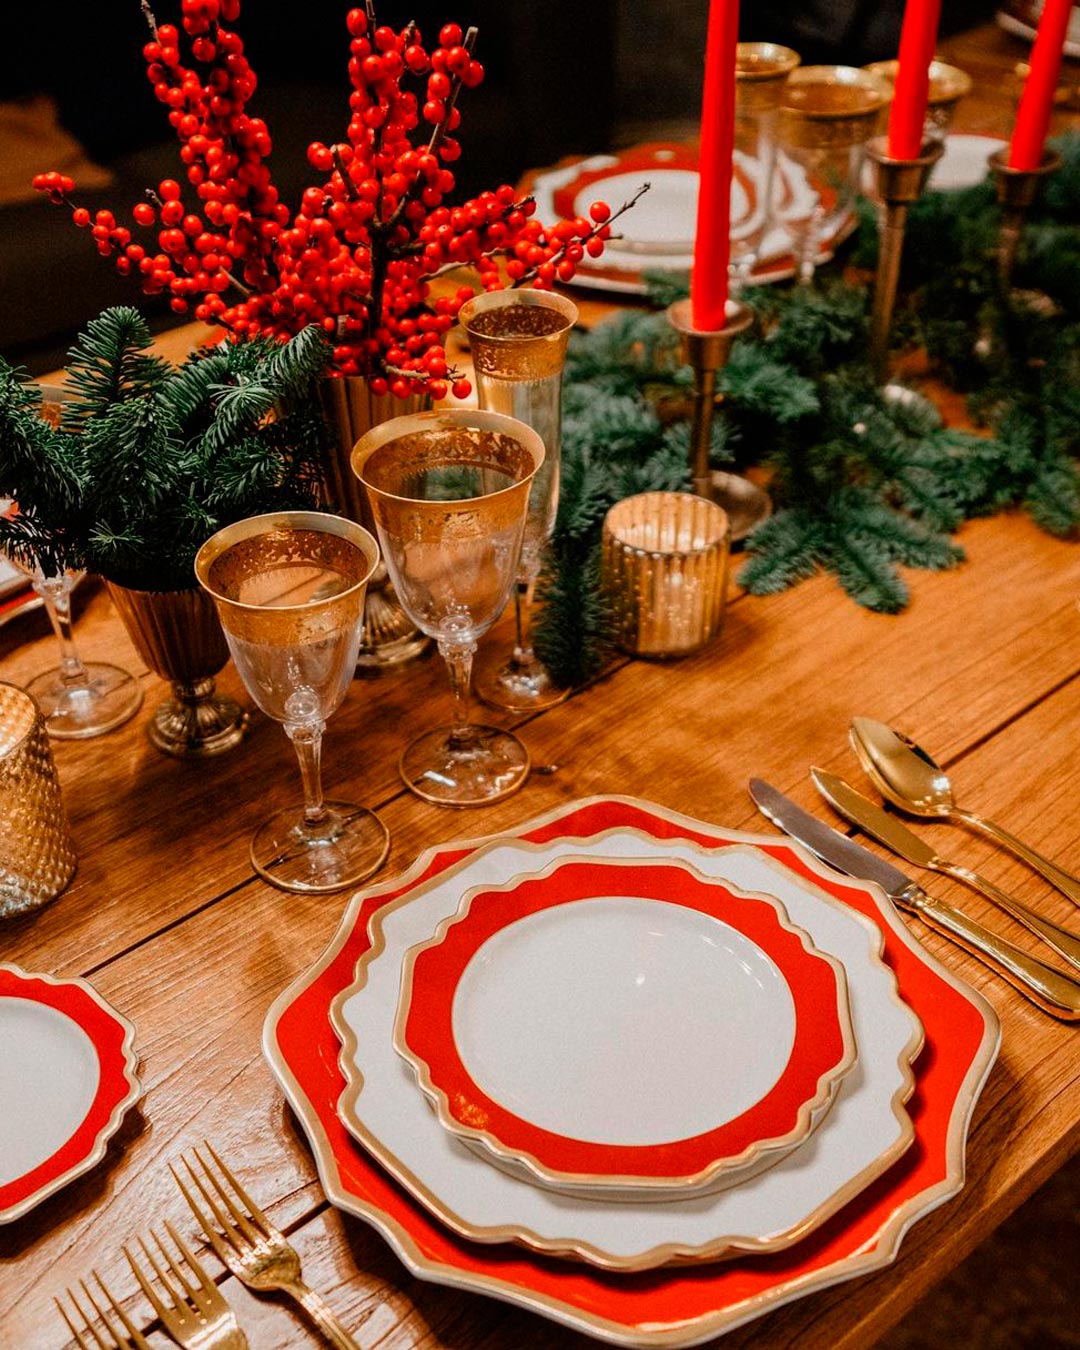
{"left": 748, "top": 777, "right": 1080, "bottom": 1019}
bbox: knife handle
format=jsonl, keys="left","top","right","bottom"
{"left": 907, "top": 886, "right": 1080, "bottom": 1019}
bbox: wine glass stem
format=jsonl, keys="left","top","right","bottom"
{"left": 512, "top": 577, "right": 536, "bottom": 664}
{"left": 439, "top": 639, "right": 477, "bottom": 745}
{"left": 285, "top": 719, "right": 329, "bottom": 827}
{"left": 37, "top": 575, "right": 89, "bottom": 687}
{"left": 796, "top": 206, "right": 822, "bottom": 286}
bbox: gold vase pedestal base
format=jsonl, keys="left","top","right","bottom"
{"left": 147, "top": 678, "right": 249, "bottom": 759}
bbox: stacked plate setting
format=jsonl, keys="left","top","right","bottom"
{"left": 264, "top": 795, "right": 1001, "bottom": 1348}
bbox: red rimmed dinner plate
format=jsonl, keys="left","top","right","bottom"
{"left": 395, "top": 853, "right": 856, "bottom": 1200}
{"left": 263, "top": 795, "right": 998, "bottom": 1347}
{"left": 0, "top": 964, "right": 140, "bottom": 1223}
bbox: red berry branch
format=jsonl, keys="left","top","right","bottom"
{"left": 33, "top": 0, "right": 636, "bottom": 401}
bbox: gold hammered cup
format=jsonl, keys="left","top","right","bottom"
{"left": 0, "top": 682, "right": 77, "bottom": 916}
{"left": 602, "top": 492, "right": 730, "bottom": 659}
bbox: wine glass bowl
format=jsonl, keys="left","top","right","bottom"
{"left": 731, "top": 42, "right": 801, "bottom": 294}
{"left": 459, "top": 288, "right": 577, "bottom": 711}
{"left": 195, "top": 511, "right": 389, "bottom": 894}
{"left": 777, "top": 66, "right": 891, "bottom": 284}
{"left": 352, "top": 408, "right": 545, "bottom": 807}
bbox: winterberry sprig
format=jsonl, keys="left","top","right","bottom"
{"left": 35, "top": 1, "right": 628, "bottom": 400}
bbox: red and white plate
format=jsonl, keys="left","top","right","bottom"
{"left": 530, "top": 142, "right": 854, "bottom": 295}
{"left": 394, "top": 853, "right": 856, "bottom": 1200}
{"left": 0, "top": 964, "right": 140, "bottom": 1223}
{"left": 264, "top": 795, "right": 997, "bottom": 1343}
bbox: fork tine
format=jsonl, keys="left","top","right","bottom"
{"left": 162, "top": 1220, "right": 217, "bottom": 1315}
{"left": 178, "top": 1155, "right": 245, "bottom": 1254}
{"left": 151, "top": 1228, "right": 198, "bottom": 1303}
{"left": 191, "top": 1143, "right": 264, "bottom": 1245}
{"left": 56, "top": 1294, "right": 98, "bottom": 1350}
{"left": 123, "top": 1242, "right": 170, "bottom": 1322}
{"left": 93, "top": 1273, "right": 153, "bottom": 1350}
{"left": 202, "top": 1139, "right": 277, "bottom": 1238}
{"left": 78, "top": 1281, "right": 125, "bottom": 1350}
{"left": 170, "top": 1160, "right": 236, "bottom": 1267}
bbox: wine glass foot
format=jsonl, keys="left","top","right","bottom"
{"left": 25, "top": 662, "right": 143, "bottom": 739}
{"left": 147, "top": 678, "right": 249, "bottom": 758}
{"left": 400, "top": 724, "right": 531, "bottom": 807}
{"left": 251, "top": 802, "right": 391, "bottom": 894}
{"left": 474, "top": 647, "right": 568, "bottom": 712}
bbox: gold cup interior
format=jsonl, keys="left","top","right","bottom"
{"left": 459, "top": 290, "right": 578, "bottom": 382}
{"left": 779, "top": 65, "right": 891, "bottom": 149}
{"left": 195, "top": 510, "right": 379, "bottom": 648}
{"left": 602, "top": 492, "right": 730, "bottom": 659}
{"left": 863, "top": 59, "right": 973, "bottom": 109}
{"left": 736, "top": 42, "right": 801, "bottom": 112}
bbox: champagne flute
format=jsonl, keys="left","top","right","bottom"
{"left": 777, "top": 66, "right": 890, "bottom": 285}
{"left": 459, "top": 289, "right": 577, "bottom": 711}
{"left": 194, "top": 510, "right": 389, "bottom": 894}
{"left": 351, "top": 409, "right": 544, "bottom": 807}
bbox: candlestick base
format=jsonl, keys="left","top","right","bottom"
{"left": 667, "top": 298, "right": 755, "bottom": 501}
{"left": 864, "top": 136, "right": 944, "bottom": 385}
{"left": 988, "top": 147, "right": 1062, "bottom": 289}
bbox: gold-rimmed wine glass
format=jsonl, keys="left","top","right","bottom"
{"left": 863, "top": 59, "right": 972, "bottom": 144}
{"left": 351, "top": 408, "right": 544, "bottom": 808}
{"left": 731, "top": 42, "right": 801, "bottom": 296}
{"left": 777, "top": 65, "right": 891, "bottom": 284}
{"left": 194, "top": 510, "right": 389, "bottom": 894}
{"left": 460, "top": 288, "right": 577, "bottom": 711}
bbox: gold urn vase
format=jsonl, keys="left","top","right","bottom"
{"left": 105, "top": 583, "right": 248, "bottom": 758}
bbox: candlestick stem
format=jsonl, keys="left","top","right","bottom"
{"left": 667, "top": 298, "right": 754, "bottom": 500}
{"left": 865, "top": 136, "right": 944, "bottom": 384}
{"left": 988, "top": 147, "right": 1061, "bottom": 289}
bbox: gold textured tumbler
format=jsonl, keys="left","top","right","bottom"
{"left": 0, "top": 682, "right": 77, "bottom": 916}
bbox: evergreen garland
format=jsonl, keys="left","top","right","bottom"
{"left": 535, "top": 132, "right": 1080, "bottom": 688}
{"left": 0, "top": 309, "right": 330, "bottom": 590}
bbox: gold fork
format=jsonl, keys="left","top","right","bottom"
{"left": 124, "top": 1221, "right": 248, "bottom": 1349}
{"left": 56, "top": 1274, "right": 152, "bottom": 1350}
{"left": 172, "top": 1141, "right": 361, "bottom": 1350}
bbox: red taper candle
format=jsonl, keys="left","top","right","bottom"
{"left": 1009, "top": 0, "right": 1073, "bottom": 170}
{"left": 691, "top": 0, "right": 739, "bottom": 331}
{"left": 887, "top": 0, "right": 942, "bottom": 159}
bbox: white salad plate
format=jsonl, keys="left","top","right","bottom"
{"left": 393, "top": 853, "right": 857, "bottom": 1201}
{"left": 0, "top": 964, "right": 140, "bottom": 1223}
{"left": 333, "top": 831, "right": 924, "bottom": 1272}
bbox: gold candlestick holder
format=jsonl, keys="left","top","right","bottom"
{"left": 988, "top": 146, "right": 1062, "bottom": 288}
{"left": 865, "top": 135, "right": 945, "bottom": 383}
{"left": 667, "top": 298, "right": 767, "bottom": 539}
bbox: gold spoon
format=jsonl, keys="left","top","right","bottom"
{"left": 850, "top": 717, "right": 1080, "bottom": 908}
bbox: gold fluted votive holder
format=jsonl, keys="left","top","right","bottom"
{"left": 602, "top": 492, "right": 730, "bottom": 659}
{"left": 0, "top": 682, "right": 77, "bottom": 917}
{"left": 864, "top": 135, "right": 945, "bottom": 383}
{"left": 988, "top": 146, "right": 1062, "bottom": 289}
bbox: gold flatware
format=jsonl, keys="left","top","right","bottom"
{"left": 172, "top": 1141, "right": 361, "bottom": 1350}
{"left": 851, "top": 717, "right": 1080, "bottom": 907}
{"left": 124, "top": 1223, "right": 248, "bottom": 1350}
{"left": 811, "top": 768, "right": 1080, "bottom": 974}
{"left": 56, "top": 1275, "right": 152, "bottom": 1350}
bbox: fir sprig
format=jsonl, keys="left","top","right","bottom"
{"left": 0, "top": 308, "right": 331, "bottom": 589}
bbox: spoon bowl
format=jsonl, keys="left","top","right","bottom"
{"left": 849, "top": 716, "right": 1080, "bottom": 908}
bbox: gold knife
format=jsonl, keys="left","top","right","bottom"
{"left": 811, "top": 768, "right": 1080, "bottom": 977}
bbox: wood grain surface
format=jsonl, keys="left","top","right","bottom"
{"left": 3, "top": 20, "right": 1080, "bottom": 1349}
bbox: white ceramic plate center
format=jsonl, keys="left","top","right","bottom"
{"left": 450, "top": 895, "right": 796, "bottom": 1146}
{"left": 0, "top": 996, "right": 100, "bottom": 1184}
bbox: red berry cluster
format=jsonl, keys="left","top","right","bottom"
{"left": 34, "top": 1, "right": 622, "bottom": 401}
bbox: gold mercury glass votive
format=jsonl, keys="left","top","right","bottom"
{"left": 602, "top": 492, "right": 730, "bottom": 659}
{"left": 0, "top": 681, "right": 77, "bottom": 917}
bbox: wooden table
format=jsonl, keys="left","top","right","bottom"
{"left": 4, "top": 19, "right": 1080, "bottom": 1349}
